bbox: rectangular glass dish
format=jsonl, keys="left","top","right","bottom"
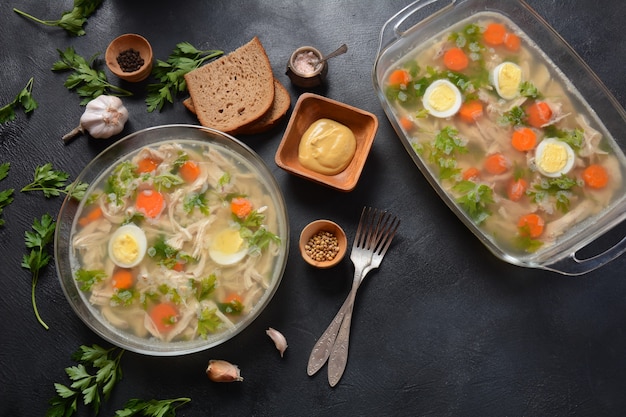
{"left": 373, "top": 0, "right": 626, "bottom": 275}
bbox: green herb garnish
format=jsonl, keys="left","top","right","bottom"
{"left": 46, "top": 344, "right": 124, "bottom": 417}
{"left": 52, "top": 46, "right": 132, "bottom": 104}
{"left": 21, "top": 214, "right": 56, "bottom": 330}
{"left": 0, "top": 163, "right": 14, "bottom": 226}
{"left": 21, "top": 163, "right": 88, "bottom": 200}
{"left": 528, "top": 175, "right": 579, "bottom": 213}
{"left": 543, "top": 126, "right": 584, "bottom": 150}
{"left": 499, "top": 105, "right": 527, "bottom": 127}
{"left": 425, "top": 126, "right": 468, "bottom": 180}
{"left": 195, "top": 274, "right": 217, "bottom": 301}
{"left": 453, "top": 180, "right": 494, "bottom": 224}
{"left": 114, "top": 398, "right": 191, "bottom": 417}
{"left": 519, "top": 81, "right": 541, "bottom": 99}
{"left": 146, "top": 42, "right": 223, "bottom": 112}
{"left": 183, "top": 193, "right": 210, "bottom": 215}
{"left": 197, "top": 307, "right": 223, "bottom": 338}
{"left": 0, "top": 77, "right": 38, "bottom": 124}
{"left": 75, "top": 269, "right": 107, "bottom": 291}
{"left": 14, "top": 0, "right": 103, "bottom": 36}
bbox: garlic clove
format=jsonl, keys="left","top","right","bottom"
{"left": 206, "top": 359, "right": 243, "bottom": 382}
{"left": 266, "top": 327, "right": 288, "bottom": 358}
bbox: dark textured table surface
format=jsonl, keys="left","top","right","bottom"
{"left": 1, "top": 1, "right": 625, "bottom": 416}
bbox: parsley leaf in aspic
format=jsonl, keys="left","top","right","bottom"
{"left": 453, "top": 180, "right": 494, "bottom": 224}
{"left": 21, "top": 214, "right": 56, "bottom": 330}
{"left": 21, "top": 163, "right": 88, "bottom": 200}
{"left": 13, "top": 0, "right": 103, "bottom": 37}
{"left": 146, "top": 42, "right": 223, "bottom": 112}
{"left": 52, "top": 47, "right": 132, "bottom": 104}
{"left": 0, "top": 77, "right": 38, "bottom": 124}
{"left": 46, "top": 344, "right": 124, "bottom": 417}
{"left": 0, "top": 162, "right": 14, "bottom": 226}
{"left": 114, "top": 397, "right": 191, "bottom": 417}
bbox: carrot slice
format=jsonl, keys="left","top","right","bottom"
{"left": 458, "top": 101, "right": 483, "bottom": 123}
{"left": 149, "top": 303, "right": 178, "bottom": 333}
{"left": 526, "top": 102, "right": 552, "bottom": 128}
{"left": 484, "top": 153, "right": 509, "bottom": 175}
{"left": 582, "top": 164, "right": 609, "bottom": 189}
{"left": 399, "top": 116, "right": 414, "bottom": 131}
{"left": 483, "top": 23, "right": 506, "bottom": 46}
{"left": 511, "top": 127, "right": 537, "bottom": 151}
{"left": 230, "top": 197, "right": 252, "bottom": 219}
{"left": 388, "top": 69, "right": 410, "bottom": 86}
{"left": 179, "top": 160, "right": 200, "bottom": 183}
{"left": 504, "top": 32, "right": 521, "bottom": 51}
{"left": 443, "top": 47, "right": 469, "bottom": 71}
{"left": 507, "top": 178, "right": 528, "bottom": 201}
{"left": 518, "top": 213, "right": 544, "bottom": 238}
{"left": 462, "top": 167, "right": 480, "bottom": 180}
{"left": 111, "top": 268, "right": 133, "bottom": 290}
{"left": 136, "top": 157, "right": 160, "bottom": 174}
{"left": 78, "top": 206, "right": 103, "bottom": 227}
{"left": 136, "top": 188, "right": 165, "bottom": 219}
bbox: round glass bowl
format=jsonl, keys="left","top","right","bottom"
{"left": 55, "top": 124, "right": 289, "bottom": 355}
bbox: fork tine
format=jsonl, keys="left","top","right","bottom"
{"left": 352, "top": 207, "right": 368, "bottom": 249}
{"left": 375, "top": 215, "right": 400, "bottom": 257}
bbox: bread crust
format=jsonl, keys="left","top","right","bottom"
{"left": 184, "top": 37, "right": 275, "bottom": 133}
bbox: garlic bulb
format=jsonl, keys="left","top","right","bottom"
{"left": 266, "top": 327, "right": 287, "bottom": 357}
{"left": 206, "top": 359, "right": 243, "bottom": 382}
{"left": 63, "top": 95, "right": 129, "bottom": 143}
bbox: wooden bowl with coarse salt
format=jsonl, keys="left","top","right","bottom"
{"left": 299, "top": 220, "right": 348, "bottom": 268}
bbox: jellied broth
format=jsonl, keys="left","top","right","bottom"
{"left": 384, "top": 12, "right": 626, "bottom": 256}
{"left": 70, "top": 139, "right": 283, "bottom": 343}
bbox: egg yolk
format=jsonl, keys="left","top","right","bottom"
{"left": 427, "top": 83, "right": 458, "bottom": 113}
{"left": 212, "top": 228, "right": 244, "bottom": 255}
{"left": 497, "top": 62, "right": 522, "bottom": 99}
{"left": 111, "top": 233, "right": 141, "bottom": 265}
{"left": 537, "top": 142, "right": 568, "bottom": 174}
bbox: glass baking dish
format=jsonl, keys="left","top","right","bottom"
{"left": 373, "top": 0, "right": 626, "bottom": 275}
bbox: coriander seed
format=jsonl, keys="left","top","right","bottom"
{"left": 304, "top": 230, "right": 339, "bottom": 262}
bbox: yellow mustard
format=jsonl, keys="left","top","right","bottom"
{"left": 298, "top": 118, "right": 356, "bottom": 175}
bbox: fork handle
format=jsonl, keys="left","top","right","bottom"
{"left": 327, "top": 291, "right": 358, "bottom": 386}
{"left": 306, "top": 292, "right": 355, "bottom": 376}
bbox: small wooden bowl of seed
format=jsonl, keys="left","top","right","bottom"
{"left": 105, "top": 33, "right": 153, "bottom": 82}
{"left": 299, "top": 219, "right": 347, "bottom": 268}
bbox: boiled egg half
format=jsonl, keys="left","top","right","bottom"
{"left": 422, "top": 79, "right": 462, "bottom": 118}
{"left": 491, "top": 62, "right": 522, "bottom": 100}
{"left": 209, "top": 227, "right": 248, "bottom": 266}
{"left": 108, "top": 224, "right": 148, "bottom": 268}
{"left": 534, "top": 138, "right": 575, "bottom": 177}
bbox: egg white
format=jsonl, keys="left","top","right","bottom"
{"left": 534, "top": 138, "right": 575, "bottom": 178}
{"left": 209, "top": 228, "right": 248, "bottom": 266}
{"left": 108, "top": 224, "right": 148, "bottom": 268}
{"left": 491, "top": 62, "right": 522, "bottom": 100}
{"left": 422, "top": 79, "right": 462, "bottom": 118}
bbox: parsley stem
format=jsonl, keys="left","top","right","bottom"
{"left": 31, "top": 271, "right": 49, "bottom": 330}
{"left": 13, "top": 8, "right": 59, "bottom": 26}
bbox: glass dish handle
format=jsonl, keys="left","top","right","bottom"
{"left": 376, "top": 0, "right": 454, "bottom": 54}
{"left": 544, "top": 236, "right": 626, "bottom": 276}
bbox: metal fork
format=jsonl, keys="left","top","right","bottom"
{"left": 306, "top": 207, "right": 400, "bottom": 385}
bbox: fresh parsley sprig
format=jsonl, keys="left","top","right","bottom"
{"left": 21, "top": 163, "right": 88, "bottom": 200}
{"left": 52, "top": 47, "right": 133, "bottom": 104}
{"left": 21, "top": 213, "right": 56, "bottom": 330}
{"left": 0, "top": 77, "right": 38, "bottom": 124}
{"left": 0, "top": 163, "right": 14, "bottom": 226}
{"left": 13, "top": 0, "right": 103, "bottom": 37}
{"left": 114, "top": 398, "right": 191, "bottom": 417}
{"left": 146, "top": 42, "right": 223, "bottom": 112}
{"left": 47, "top": 344, "right": 124, "bottom": 417}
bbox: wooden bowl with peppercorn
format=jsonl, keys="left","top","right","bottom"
{"left": 105, "top": 33, "right": 153, "bottom": 82}
{"left": 299, "top": 219, "right": 347, "bottom": 268}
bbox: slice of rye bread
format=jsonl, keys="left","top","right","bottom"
{"left": 183, "top": 79, "right": 291, "bottom": 135}
{"left": 184, "top": 36, "right": 274, "bottom": 133}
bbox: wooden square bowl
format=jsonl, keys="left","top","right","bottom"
{"left": 275, "top": 93, "right": 378, "bottom": 192}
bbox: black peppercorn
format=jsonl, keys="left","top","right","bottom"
{"left": 116, "top": 48, "right": 144, "bottom": 73}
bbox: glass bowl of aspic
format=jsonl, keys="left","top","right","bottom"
{"left": 55, "top": 124, "right": 289, "bottom": 355}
